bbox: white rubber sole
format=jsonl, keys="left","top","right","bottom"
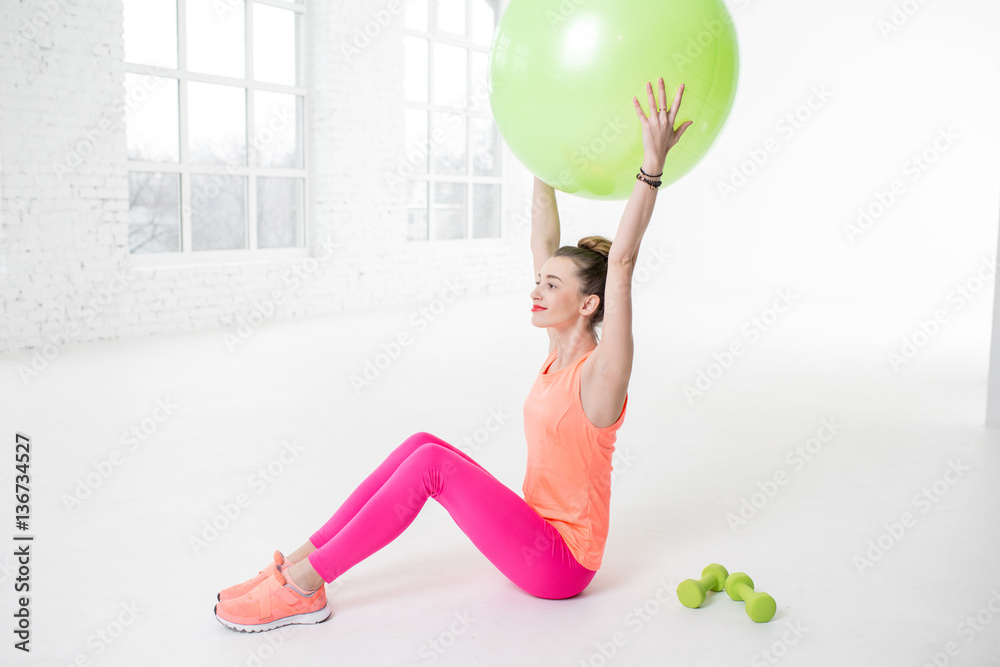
{"left": 215, "top": 603, "right": 332, "bottom": 633}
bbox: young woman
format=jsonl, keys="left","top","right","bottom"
{"left": 214, "top": 79, "right": 692, "bottom": 632}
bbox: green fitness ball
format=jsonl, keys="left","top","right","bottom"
{"left": 488, "top": 0, "right": 739, "bottom": 199}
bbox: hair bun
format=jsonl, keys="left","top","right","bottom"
{"left": 578, "top": 235, "right": 612, "bottom": 259}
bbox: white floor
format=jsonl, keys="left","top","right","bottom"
{"left": 2, "top": 283, "right": 999, "bottom": 667}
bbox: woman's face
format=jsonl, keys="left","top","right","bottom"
{"left": 530, "top": 256, "right": 592, "bottom": 328}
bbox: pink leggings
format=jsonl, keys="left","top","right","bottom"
{"left": 306, "top": 432, "right": 597, "bottom": 600}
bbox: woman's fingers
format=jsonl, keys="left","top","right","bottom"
{"left": 667, "top": 83, "right": 685, "bottom": 125}
{"left": 637, "top": 81, "right": 691, "bottom": 149}
{"left": 632, "top": 96, "right": 648, "bottom": 122}
{"left": 646, "top": 81, "right": 658, "bottom": 118}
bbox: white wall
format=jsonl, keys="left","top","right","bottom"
{"left": 535, "top": 0, "right": 1000, "bottom": 421}
{"left": 986, "top": 193, "right": 1000, "bottom": 424}
{"left": 2, "top": 0, "right": 999, "bottom": 362}
{"left": 510, "top": 0, "right": 1000, "bottom": 301}
{"left": 0, "top": 0, "right": 527, "bottom": 354}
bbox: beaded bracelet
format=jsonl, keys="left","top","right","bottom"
{"left": 636, "top": 172, "right": 662, "bottom": 190}
{"left": 637, "top": 165, "right": 663, "bottom": 190}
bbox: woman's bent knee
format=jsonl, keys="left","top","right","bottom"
{"left": 405, "top": 431, "right": 446, "bottom": 446}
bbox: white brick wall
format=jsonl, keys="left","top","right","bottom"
{"left": 0, "top": 0, "right": 534, "bottom": 354}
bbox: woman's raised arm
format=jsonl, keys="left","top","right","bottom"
{"left": 583, "top": 79, "right": 692, "bottom": 427}
{"left": 530, "top": 176, "right": 561, "bottom": 281}
{"left": 531, "top": 177, "right": 562, "bottom": 353}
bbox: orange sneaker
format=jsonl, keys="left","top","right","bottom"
{"left": 215, "top": 569, "right": 331, "bottom": 632}
{"left": 218, "top": 551, "right": 288, "bottom": 602}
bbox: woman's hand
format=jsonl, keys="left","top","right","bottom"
{"left": 632, "top": 78, "right": 693, "bottom": 177}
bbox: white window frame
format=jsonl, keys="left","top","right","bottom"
{"left": 405, "top": 0, "right": 502, "bottom": 242}
{"left": 125, "top": 0, "right": 308, "bottom": 266}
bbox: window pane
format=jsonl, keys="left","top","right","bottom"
{"left": 470, "top": 117, "right": 497, "bottom": 176}
{"left": 254, "top": 4, "right": 297, "bottom": 85}
{"left": 432, "top": 182, "right": 466, "bottom": 240}
{"left": 125, "top": 74, "right": 179, "bottom": 162}
{"left": 473, "top": 183, "right": 499, "bottom": 238}
{"left": 257, "top": 177, "right": 302, "bottom": 248}
{"left": 432, "top": 43, "right": 466, "bottom": 107}
{"left": 431, "top": 112, "right": 466, "bottom": 175}
{"left": 470, "top": 50, "right": 489, "bottom": 100}
{"left": 253, "top": 91, "right": 301, "bottom": 168}
{"left": 187, "top": 0, "right": 245, "bottom": 78}
{"left": 405, "top": 109, "right": 428, "bottom": 174}
{"left": 123, "top": 0, "right": 177, "bottom": 68}
{"left": 188, "top": 82, "right": 247, "bottom": 165}
{"left": 405, "top": 0, "right": 428, "bottom": 31}
{"left": 128, "top": 172, "right": 180, "bottom": 253}
{"left": 470, "top": 0, "right": 496, "bottom": 46}
{"left": 435, "top": 0, "right": 465, "bottom": 35}
{"left": 405, "top": 37, "right": 428, "bottom": 103}
{"left": 407, "top": 180, "right": 428, "bottom": 241}
{"left": 191, "top": 174, "right": 246, "bottom": 250}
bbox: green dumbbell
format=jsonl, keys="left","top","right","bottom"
{"left": 725, "top": 572, "right": 776, "bottom": 623}
{"left": 676, "top": 563, "right": 729, "bottom": 608}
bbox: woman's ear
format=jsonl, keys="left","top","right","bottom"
{"left": 580, "top": 294, "right": 600, "bottom": 317}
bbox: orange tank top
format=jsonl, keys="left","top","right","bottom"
{"left": 522, "top": 348, "right": 627, "bottom": 571}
